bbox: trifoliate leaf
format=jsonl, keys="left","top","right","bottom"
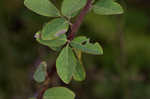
{"left": 61, "top": 0, "right": 86, "bottom": 18}
{"left": 33, "top": 61, "right": 47, "bottom": 83}
{"left": 70, "top": 36, "right": 103, "bottom": 55}
{"left": 56, "top": 45, "right": 77, "bottom": 84}
{"left": 24, "top": 0, "right": 60, "bottom": 17}
{"left": 35, "top": 32, "right": 67, "bottom": 51}
{"left": 93, "top": 0, "right": 124, "bottom": 15}
{"left": 43, "top": 87, "right": 75, "bottom": 99}
{"left": 41, "top": 18, "right": 69, "bottom": 40}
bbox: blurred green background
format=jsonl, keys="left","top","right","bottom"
{"left": 0, "top": 0, "right": 150, "bottom": 99}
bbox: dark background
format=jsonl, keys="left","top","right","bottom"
{"left": 0, "top": 0, "right": 150, "bottom": 99}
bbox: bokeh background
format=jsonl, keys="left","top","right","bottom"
{"left": 0, "top": 0, "right": 150, "bottom": 99}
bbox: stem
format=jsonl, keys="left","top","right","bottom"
{"left": 37, "top": 0, "right": 93, "bottom": 98}
{"left": 37, "top": 64, "right": 56, "bottom": 99}
{"left": 37, "top": 85, "right": 48, "bottom": 99}
{"left": 68, "top": 0, "right": 93, "bottom": 40}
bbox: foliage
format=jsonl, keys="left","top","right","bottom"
{"left": 24, "top": 0, "right": 60, "bottom": 17}
{"left": 93, "top": 0, "right": 123, "bottom": 15}
{"left": 61, "top": 0, "right": 87, "bottom": 18}
{"left": 2, "top": 0, "right": 150, "bottom": 99}
{"left": 24, "top": 0, "right": 123, "bottom": 98}
{"left": 33, "top": 61, "right": 47, "bottom": 83}
{"left": 43, "top": 87, "right": 75, "bottom": 99}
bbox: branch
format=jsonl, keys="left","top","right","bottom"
{"left": 68, "top": 0, "right": 93, "bottom": 40}
{"left": 37, "top": 64, "right": 56, "bottom": 99}
{"left": 37, "top": 0, "right": 93, "bottom": 98}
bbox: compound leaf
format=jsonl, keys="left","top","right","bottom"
{"left": 43, "top": 87, "right": 75, "bottom": 99}
{"left": 61, "top": 0, "right": 86, "bottom": 18}
{"left": 56, "top": 45, "right": 77, "bottom": 84}
{"left": 24, "top": 0, "right": 60, "bottom": 17}
{"left": 93, "top": 0, "right": 124, "bottom": 15}
{"left": 41, "top": 18, "right": 69, "bottom": 40}
{"left": 33, "top": 61, "right": 47, "bottom": 83}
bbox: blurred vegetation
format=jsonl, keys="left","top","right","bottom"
{"left": 0, "top": 0, "right": 150, "bottom": 99}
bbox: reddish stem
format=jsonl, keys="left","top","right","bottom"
{"left": 37, "top": 64, "right": 56, "bottom": 99}
{"left": 68, "top": 0, "right": 93, "bottom": 40}
{"left": 37, "top": 0, "right": 93, "bottom": 98}
{"left": 37, "top": 85, "right": 48, "bottom": 99}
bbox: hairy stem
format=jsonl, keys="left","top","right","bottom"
{"left": 68, "top": 0, "right": 93, "bottom": 40}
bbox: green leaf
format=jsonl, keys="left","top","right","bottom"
{"left": 93, "top": 0, "right": 124, "bottom": 15}
{"left": 35, "top": 32, "right": 67, "bottom": 51}
{"left": 73, "top": 49, "right": 86, "bottom": 81}
{"left": 72, "top": 36, "right": 89, "bottom": 43}
{"left": 56, "top": 45, "right": 77, "bottom": 84}
{"left": 24, "top": 0, "right": 60, "bottom": 17}
{"left": 73, "top": 59, "right": 86, "bottom": 81}
{"left": 61, "top": 0, "right": 86, "bottom": 18}
{"left": 43, "top": 87, "right": 75, "bottom": 99}
{"left": 41, "top": 18, "right": 69, "bottom": 40}
{"left": 70, "top": 36, "right": 103, "bottom": 55}
{"left": 33, "top": 61, "right": 47, "bottom": 83}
